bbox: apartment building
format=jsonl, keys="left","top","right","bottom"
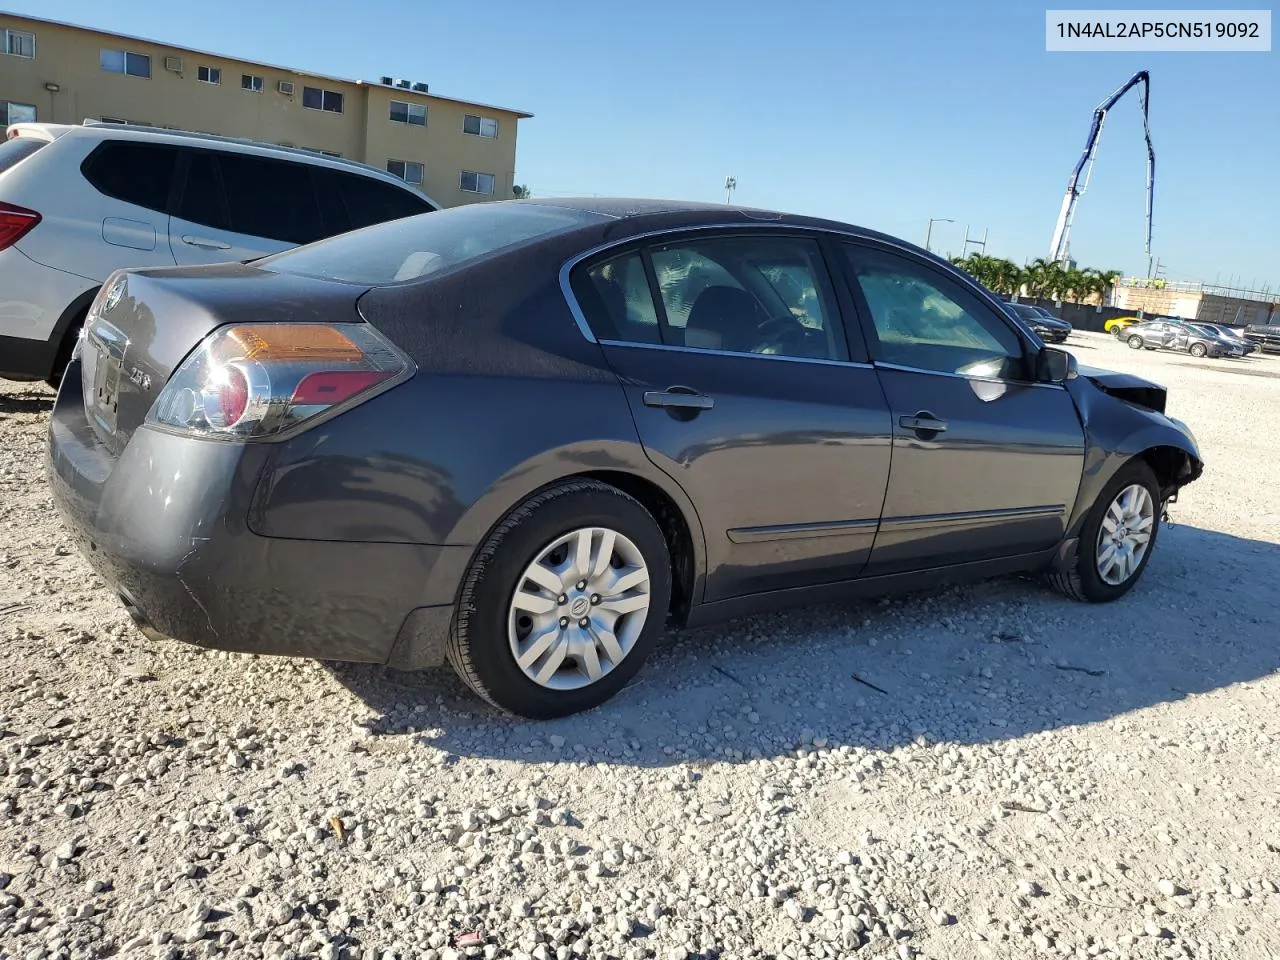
{"left": 0, "top": 14, "right": 531, "bottom": 206}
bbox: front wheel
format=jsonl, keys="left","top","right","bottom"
{"left": 1127, "top": 335, "right": 1144, "bottom": 349}
{"left": 1188, "top": 343, "right": 1208, "bottom": 358}
{"left": 447, "top": 480, "right": 672, "bottom": 718}
{"left": 1047, "top": 460, "right": 1161, "bottom": 603}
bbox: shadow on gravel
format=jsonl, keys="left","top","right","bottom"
{"left": 330, "top": 523, "right": 1280, "bottom": 767}
{"left": 0, "top": 391, "right": 54, "bottom": 415}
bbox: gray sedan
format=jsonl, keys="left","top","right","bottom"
{"left": 1123, "top": 318, "right": 1238, "bottom": 358}
{"left": 47, "top": 199, "right": 1203, "bottom": 717}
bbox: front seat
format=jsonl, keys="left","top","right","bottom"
{"left": 684, "top": 286, "right": 763, "bottom": 353}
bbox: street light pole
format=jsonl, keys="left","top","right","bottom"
{"left": 924, "top": 217, "right": 953, "bottom": 252}
{"left": 724, "top": 175, "right": 737, "bottom": 205}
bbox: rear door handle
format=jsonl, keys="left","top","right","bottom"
{"left": 181, "top": 235, "right": 232, "bottom": 250}
{"left": 643, "top": 389, "right": 715, "bottom": 411}
{"left": 899, "top": 412, "right": 948, "bottom": 434}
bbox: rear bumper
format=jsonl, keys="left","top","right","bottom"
{"left": 47, "top": 363, "right": 464, "bottom": 666}
{"left": 0, "top": 248, "right": 96, "bottom": 380}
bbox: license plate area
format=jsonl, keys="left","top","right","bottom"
{"left": 82, "top": 318, "right": 129, "bottom": 437}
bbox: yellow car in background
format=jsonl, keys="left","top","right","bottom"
{"left": 1105, "top": 315, "right": 1144, "bottom": 337}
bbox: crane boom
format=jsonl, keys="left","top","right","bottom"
{"left": 1048, "top": 70, "right": 1154, "bottom": 264}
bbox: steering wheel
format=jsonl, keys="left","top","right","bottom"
{"left": 755, "top": 314, "right": 814, "bottom": 354}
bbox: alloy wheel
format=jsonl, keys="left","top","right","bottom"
{"left": 507, "top": 527, "right": 651, "bottom": 690}
{"left": 1095, "top": 484, "right": 1155, "bottom": 586}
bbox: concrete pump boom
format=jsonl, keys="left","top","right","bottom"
{"left": 1048, "top": 70, "right": 1154, "bottom": 265}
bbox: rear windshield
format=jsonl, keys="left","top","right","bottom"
{"left": 0, "top": 137, "right": 46, "bottom": 176}
{"left": 260, "top": 202, "right": 601, "bottom": 285}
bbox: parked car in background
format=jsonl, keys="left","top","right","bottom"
{"left": 1124, "top": 318, "right": 1239, "bottom": 358}
{"left": 1191, "top": 322, "right": 1257, "bottom": 356}
{"left": 1242, "top": 320, "right": 1280, "bottom": 353}
{"left": 48, "top": 198, "right": 1203, "bottom": 717}
{"left": 1004, "top": 301, "right": 1072, "bottom": 342}
{"left": 1105, "top": 315, "right": 1143, "bottom": 337}
{"left": 1, "top": 121, "right": 438, "bottom": 385}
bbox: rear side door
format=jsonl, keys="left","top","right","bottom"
{"left": 569, "top": 230, "right": 892, "bottom": 602}
{"left": 839, "top": 242, "right": 1085, "bottom": 575}
{"left": 168, "top": 149, "right": 325, "bottom": 265}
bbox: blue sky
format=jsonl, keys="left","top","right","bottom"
{"left": 11, "top": 0, "right": 1278, "bottom": 289}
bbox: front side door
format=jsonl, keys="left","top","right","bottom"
{"left": 839, "top": 243, "right": 1085, "bottom": 575}
{"left": 569, "top": 232, "right": 892, "bottom": 601}
{"left": 168, "top": 149, "right": 320, "bottom": 265}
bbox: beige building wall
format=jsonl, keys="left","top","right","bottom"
{"left": 0, "top": 14, "right": 529, "bottom": 207}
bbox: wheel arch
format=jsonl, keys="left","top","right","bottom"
{"left": 426, "top": 443, "right": 708, "bottom": 626}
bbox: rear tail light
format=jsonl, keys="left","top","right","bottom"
{"left": 147, "top": 323, "right": 412, "bottom": 440}
{"left": 0, "top": 201, "right": 41, "bottom": 251}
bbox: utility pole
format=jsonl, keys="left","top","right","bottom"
{"left": 724, "top": 175, "right": 737, "bottom": 205}
{"left": 924, "top": 218, "right": 953, "bottom": 253}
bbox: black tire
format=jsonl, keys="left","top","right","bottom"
{"left": 45, "top": 311, "right": 86, "bottom": 390}
{"left": 1111, "top": 326, "right": 1126, "bottom": 339}
{"left": 447, "top": 479, "right": 672, "bottom": 718}
{"left": 1047, "top": 459, "right": 1162, "bottom": 603}
{"left": 1127, "top": 335, "right": 1144, "bottom": 349}
{"left": 1189, "top": 343, "right": 1207, "bottom": 358}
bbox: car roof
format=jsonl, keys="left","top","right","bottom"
{"left": 513, "top": 197, "right": 927, "bottom": 249}
{"left": 6, "top": 120, "right": 437, "bottom": 205}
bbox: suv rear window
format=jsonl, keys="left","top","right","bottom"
{"left": 261, "top": 202, "right": 600, "bottom": 285}
{"left": 82, "top": 141, "right": 179, "bottom": 213}
{"left": 0, "top": 137, "right": 47, "bottom": 176}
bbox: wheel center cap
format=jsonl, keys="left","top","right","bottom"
{"left": 570, "top": 597, "right": 590, "bottom": 617}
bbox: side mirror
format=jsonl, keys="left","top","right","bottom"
{"left": 1037, "top": 346, "right": 1078, "bottom": 383}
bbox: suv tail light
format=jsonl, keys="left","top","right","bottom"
{"left": 0, "top": 201, "right": 41, "bottom": 251}
{"left": 147, "top": 323, "right": 413, "bottom": 440}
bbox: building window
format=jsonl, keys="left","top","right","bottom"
{"left": 388, "top": 159, "right": 424, "bottom": 184}
{"left": 463, "top": 115, "right": 498, "bottom": 139}
{"left": 4, "top": 29, "right": 35, "bottom": 58}
{"left": 241, "top": 74, "right": 263, "bottom": 93}
{"left": 303, "top": 147, "right": 342, "bottom": 157}
{"left": 100, "top": 48, "right": 152, "bottom": 78}
{"left": 460, "top": 170, "right": 495, "bottom": 195}
{"left": 389, "top": 100, "right": 426, "bottom": 126}
{"left": 197, "top": 65, "right": 221, "bottom": 85}
{"left": 302, "top": 86, "right": 344, "bottom": 113}
{"left": 99, "top": 116, "right": 128, "bottom": 124}
{"left": 1, "top": 101, "right": 37, "bottom": 125}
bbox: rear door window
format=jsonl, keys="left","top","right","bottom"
{"left": 81, "top": 141, "right": 179, "bottom": 213}
{"left": 215, "top": 152, "right": 325, "bottom": 245}
{"left": 176, "top": 149, "right": 230, "bottom": 230}
{"left": 0, "top": 137, "right": 45, "bottom": 176}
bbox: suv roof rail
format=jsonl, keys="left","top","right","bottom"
{"left": 77, "top": 120, "right": 397, "bottom": 180}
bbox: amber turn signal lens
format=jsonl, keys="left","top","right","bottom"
{"left": 215, "top": 324, "right": 364, "bottom": 363}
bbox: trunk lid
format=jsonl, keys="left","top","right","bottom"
{"left": 80, "top": 262, "right": 368, "bottom": 454}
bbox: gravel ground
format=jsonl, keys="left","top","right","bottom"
{"left": 2, "top": 331, "right": 1278, "bottom": 960}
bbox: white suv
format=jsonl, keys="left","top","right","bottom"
{"left": 0, "top": 122, "right": 438, "bottom": 384}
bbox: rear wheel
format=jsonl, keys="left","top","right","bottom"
{"left": 1111, "top": 325, "right": 1126, "bottom": 339}
{"left": 447, "top": 480, "right": 672, "bottom": 718}
{"left": 1189, "top": 342, "right": 1207, "bottom": 358}
{"left": 1127, "top": 335, "right": 1144, "bottom": 349}
{"left": 1047, "top": 460, "right": 1161, "bottom": 603}
{"left": 45, "top": 310, "right": 86, "bottom": 390}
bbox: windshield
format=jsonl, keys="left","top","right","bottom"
{"left": 0, "top": 137, "right": 46, "bottom": 177}
{"left": 1007, "top": 303, "right": 1039, "bottom": 320}
{"left": 260, "top": 202, "right": 602, "bottom": 285}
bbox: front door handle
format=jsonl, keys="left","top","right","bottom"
{"left": 900, "top": 412, "right": 948, "bottom": 435}
{"left": 643, "top": 388, "right": 715, "bottom": 411}
{"left": 181, "top": 235, "right": 232, "bottom": 250}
